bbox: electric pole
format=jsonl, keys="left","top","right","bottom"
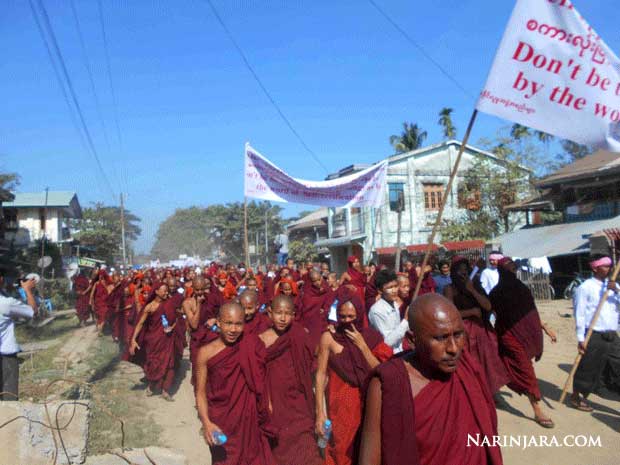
{"left": 394, "top": 191, "right": 405, "bottom": 272}
{"left": 120, "top": 193, "right": 127, "bottom": 270}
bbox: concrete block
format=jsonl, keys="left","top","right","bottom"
{"left": 0, "top": 400, "right": 90, "bottom": 465}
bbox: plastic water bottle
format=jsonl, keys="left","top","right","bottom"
{"left": 212, "top": 430, "right": 227, "bottom": 445}
{"left": 259, "top": 304, "right": 266, "bottom": 313}
{"left": 210, "top": 324, "right": 219, "bottom": 333}
{"left": 489, "top": 313, "right": 496, "bottom": 327}
{"left": 238, "top": 285, "right": 247, "bottom": 293}
{"left": 161, "top": 314, "right": 169, "bottom": 329}
{"left": 328, "top": 300, "right": 338, "bottom": 323}
{"left": 317, "top": 419, "right": 332, "bottom": 449}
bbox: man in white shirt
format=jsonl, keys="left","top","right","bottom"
{"left": 0, "top": 271, "right": 38, "bottom": 400}
{"left": 368, "top": 269, "right": 409, "bottom": 354}
{"left": 479, "top": 251, "right": 503, "bottom": 295}
{"left": 570, "top": 255, "right": 619, "bottom": 412}
{"left": 274, "top": 233, "right": 289, "bottom": 266}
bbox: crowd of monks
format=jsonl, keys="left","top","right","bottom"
{"left": 71, "top": 253, "right": 567, "bottom": 465}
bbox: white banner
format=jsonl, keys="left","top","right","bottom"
{"left": 244, "top": 144, "right": 387, "bottom": 207}
{"left": 477, "top": 0, "right": 620, "bottom": 152}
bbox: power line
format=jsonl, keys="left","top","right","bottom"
{"left": 28, "top": 0, "right": 108, "bottom": 198}
{"left": 367, "top": 0, "right": 476, "bottom": 101}
{"left": 203, "top": 0, "right": 329, "bottom": 174}
{"left": 31, "top": 0, "right": 116, "bottom": 202}
{"left": 97, "top": 0, "right": 131, "bottom": 196}
{"left": 68, "top": 0, "right": 116, "bottom": 173}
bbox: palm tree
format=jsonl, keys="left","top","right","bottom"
{"left": 389, "top": 122, "right": 428, "bottom": 154}
{"left": 510, "top": 123, "right": 530, "bottom": 141}
{"left": 438, "top": 108, "right": 456, "bottom": 140}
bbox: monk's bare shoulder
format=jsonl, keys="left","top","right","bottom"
{"left": 319, "top": 330, "right": 337, "bottom": 352}
{"left": 403, "top": 357, "right": 431, "bottom": 399}
{"left": 201, "top": 337, "right": 226, "bottom": 362}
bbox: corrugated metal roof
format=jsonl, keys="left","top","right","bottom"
{"left": 287, "top": 208, "right": 328, "bottom": 230}
{"left": 497, "top": 216, "right": 620, "bottom": 258}
{"left": 537, "top": 150, "right": 620, "bottom": 187}
{"left": 3, "top": 191, "right": 77, "bottom": 208}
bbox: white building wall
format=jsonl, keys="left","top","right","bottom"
{"left": 16, "top": 207, "right": 62, "bottom": 242}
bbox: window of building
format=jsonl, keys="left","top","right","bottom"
{"left": 3, "top": 209, "right": 17, "bottom": 229}
{"left": 388, "top": 183, "right": 405, "bottom": 212}
{"left": 423, "top": 183, "right": 444, "bottom": 211}
{"left": 457, "top": 183, "right": 482, "bottom": 210}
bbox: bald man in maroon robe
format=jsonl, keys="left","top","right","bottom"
{"left": 359, "top": 294, "right": 503, "bottom": 465}
{"left": 73, "top": 271, "right": 92, "bottom": 325}
{"left": 298, "top": 270, "right": 329, "bottom": 348}
{"left": 258, "top": 295, "right": 322, "bottom": 465}
{"left": 239, "top": 290, "right": 271, "bottom": 336}
{"left": 195, "top": 302, "right": 276, "bottom": 465}
{"left": 163, "top": 277, "right": 186, "bottom": 363}
{"left": 107, "top": 274, "right": 125, "bottom": 342}
{"left": 92, "top": 270, "right": 111, "bottom": 335}
{"left": 130, "top": 283, "right": 178, "bottom": 400}
{"left": 490, "top": 258, "right": 557, "bottom": 428}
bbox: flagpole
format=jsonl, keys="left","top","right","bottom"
{"left": 412, "top": 109, "right": 479, "bottom": 299}
{"left": 559, "top": 260, "right": 620, "bottom": 404}
{"left": 244, "top": 197, "right": 250, "bottom": 267}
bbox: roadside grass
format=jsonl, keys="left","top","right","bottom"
{"left": 17, "top": 315, "right": 80, "bottom": 400}
{"left": 16, "top": 315, "right": 162, "bottom": 454}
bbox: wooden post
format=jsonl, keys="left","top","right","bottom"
{"left": 559, "top": 260, "right": 620, "bottom": 403}
{"left": 412, "top": 110, "right": 479, "bottom": 299}
{"left": 244, "top": 198, "right": 250, "bottom": 266}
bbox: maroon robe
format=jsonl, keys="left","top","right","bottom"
{"left": 206, "top": 334, "right": 276, "bottom": 465}
{"left": 245, "top": 313, "right": 272, "bottom": 336}
{"left": 93, "top": 281, "right": 109, "bottom": 325}
{"left": 372, "top": 351, "right": 502, "bottom": 465}
{"left": 346, "top": 265, "right": 368, "bottom": 327}
{"left": 258, "top": 323, "right": 321, "bottom": 465}
{"left": 163, "top": 292, "right": 186, "bottom": 361}
{"left": 298, "top": 283, "right": 328, "bottom": 348}
{"left": 490, "top": 270, "right": 544, "bottom": 400}
{"left": 143, "top": 301, "right": 177, "bottom": 392}
{"left": 365, "top": 273, "right": 379, "bottom": 313}
{"left": 120, "top": 295, "right": 136, "bottom": 361}
{"left": 451, "top": 287, "right": 509, "bottom": 395}
{"left": 107, "top": 284, "right": 124, "bottom": 340}
{"left": 408, "top": 269, "right": 436, "bottom": 296}
{"left": 73, "top": 275, "right": 91, "bottom": 322}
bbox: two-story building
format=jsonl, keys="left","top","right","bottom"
{"left": 497, "top": 149, "right": 620, "bottom": 289}
{"left": 315, "top": 140, "right": 528, "bottom": 273}
{"left": 2, "top": 191, "right": 82, "bottom": 255}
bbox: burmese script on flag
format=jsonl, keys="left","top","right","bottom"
{"left": 477, "top": 0, "right": 620, "bottom": 152}
{"left": 244, "top": 144, "right": 387, "bottom": 208}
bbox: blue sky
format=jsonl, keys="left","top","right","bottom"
{"left": 2, "top": 0, "right": 618, "bottom": 254}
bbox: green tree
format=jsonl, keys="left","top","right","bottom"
{"left": 151, "top": 201, "right": 284, "bottom": 264}
{"left": 72, "top": 203, "right": 141, "bottom": 265}
{"left": 0, "top": 172, "right": 20, "bottom": 192}
{"left": 438, "top": 108, "right": 456, "bottom": 140}
{"left": 389, "top": 122, "right": 428, "bottom": 153}
{"left": 288, "top": 239, "right": 318, "bottom": 263}
{"left": 557, "top": 140, "right": 594, "bottom": 165}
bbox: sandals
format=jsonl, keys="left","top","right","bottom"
{"left": 569, "top": 398, "right": 593, "bottom": 412}
{"left": 534, "top": 417, "right": 555, "bottom": 428}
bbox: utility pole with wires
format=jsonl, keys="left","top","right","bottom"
{"left": 120, "top": 193, "right": 127, "bottom": 270}
{"left": 394, "top": 190, "right": 405, "bottom": 272}
{"left": 39, "top": 187, "right": 49, "bottom": 300}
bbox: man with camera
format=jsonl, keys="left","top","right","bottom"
{"left": 0, "top": 269, "right": 38, "bottom": 400}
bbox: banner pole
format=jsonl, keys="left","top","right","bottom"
{"left": 244, "top": 197, "right": 250, "bottom": 267}
{"left": 559, "top": 260, "right": 620, "bottom": 404}
{"left": 412, "top": 109, "right": 478, "bottom": 299}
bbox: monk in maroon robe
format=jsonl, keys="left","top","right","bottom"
{"left": 360, "top": 294, "right": 503, "bottom": 465}
{"left": 163, "top": 277, "right": 186, "bottom": 363}
{"left": 298, "top": 270, "right": 329, "bottom": 348}
{"left": 490, "top": 257, "right": 557, "bottom": 428}
{"left": 444, "top": 257, "right": 509, "bottom": 395}
{"left": 120, "top": 286, "right": 136, "bottom": 361}
{"left": 195, "top": 302, "right": 276, "bottom": 465}
{"left": 340, "top": 256, "right": 368, "bottom": 327}
{"left": 107, "top": 274, "right": 124, "bottom": 342}
{"left": 92, "top": 270, "right": 111, "bottom": 335}
{"left": 315, "top": 288, "right": 393, "bottom": 465}
{"left": 240, "top": 290, "right": 271, "bottom": 336}
{"left": 72, "top": 271, "right": 92, "bottom": 324}
{"left": 130, "top": 283, "right": 177, "bottom": 400}
{"left": 258, "top": 295, "right": 322, "bottom": 465}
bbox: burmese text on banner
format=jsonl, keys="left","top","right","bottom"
{"left": 244, "top": 144, "right": 387, "bottom": 207}
{"left": 477, "top": 0, "right": 620, "bottom": 152}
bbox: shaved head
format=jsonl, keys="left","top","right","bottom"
{"left": 271, "top": 294, "right": 294, "bottom": 311}
{"left": 408, "top": 294, "right": 465, "bottom": 375}
{"left": 239, "top": 289, "right": 258, "bottom": 305}
{"left": 218, "top": 301, "right": 244, "bottom": 319}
